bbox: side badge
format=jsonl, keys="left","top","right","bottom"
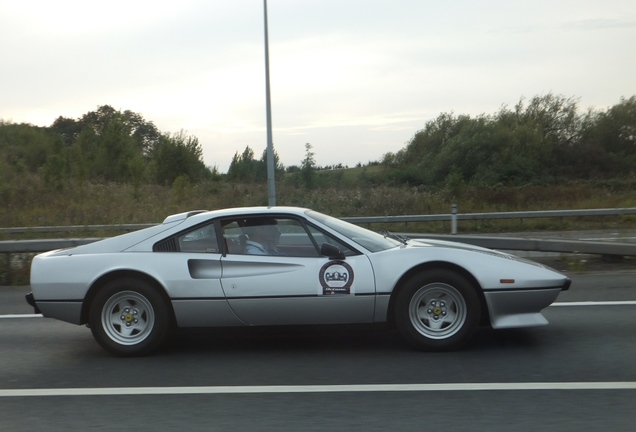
{"left": 319, "top": 261, "right": 354, "bottom": 295}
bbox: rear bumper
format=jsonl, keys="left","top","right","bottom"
{"left": 562, "top": 278, "right": 572, "bottom": 291}
{"left": 25, "top": 292, "right": 41, "bottom": 314}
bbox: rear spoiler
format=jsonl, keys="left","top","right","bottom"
{"left": 162, "top": 210, "right": 208, "bottom": 224}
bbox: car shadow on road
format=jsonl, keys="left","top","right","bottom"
{"left": 161, "top": 324, "right": 547, "bottom": 355}
{"left": 164, "top": 324, "right": 404, "bottom": 354}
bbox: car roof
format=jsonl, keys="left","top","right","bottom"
{"left": 168, "top": 206, "right": 313, "bottom": 225}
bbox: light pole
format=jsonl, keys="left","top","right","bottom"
{"left": 263, "top": 0, "right": 276, "bottom": 206}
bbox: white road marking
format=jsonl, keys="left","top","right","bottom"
{"left": 1, "top": 382, "right": 635, "bottom": 398}
{"left": 0, "top": 314, "right": 43, "bottom": 319}
{"left": 551, "top": 301, "right": 636, "bottom": 306}
{"left": 580, "top": 237, "right": 636, "bottom": 241}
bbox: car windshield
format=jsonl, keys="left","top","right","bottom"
{"left": 306, "top": 210, "right": 402, "bottom": 252}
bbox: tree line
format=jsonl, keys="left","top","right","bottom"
{"left": 0, "top": 105, "right": 214, "bottom": 189}
{"left": 381, "top": 94, "right": 636, "bottom": 187}
{"left": 1, "top": 94, "right": 634, "bottom": 191}
{"left": 227, "top": 142, "right": 319, "bottom": 188}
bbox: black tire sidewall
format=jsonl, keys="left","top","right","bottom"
{"left": 89, "top": 278, "right": 169, "bottom": 357}
{"left": 395, "top": 269, "right": 480, "bottom": 351}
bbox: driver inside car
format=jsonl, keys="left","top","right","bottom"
{"left": 244, "top": 218, "right": 284, "bottom": 255}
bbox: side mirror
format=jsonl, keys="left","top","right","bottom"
{"left": 320, "top": 243, "right": 345, "bottom": 260}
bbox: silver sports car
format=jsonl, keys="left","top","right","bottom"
{"left": 27, "top": 207, "right": 571, "bottom": 356}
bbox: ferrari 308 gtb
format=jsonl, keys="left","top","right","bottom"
{"left": 27, "top": 207, "right": 571, "bottom": 356}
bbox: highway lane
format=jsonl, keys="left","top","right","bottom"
{"left": 1, "top": 272, "right": 635, "bottom": 431}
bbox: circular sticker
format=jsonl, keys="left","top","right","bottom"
{"left": 319, "top": 261, "right": 354, "bottom": 295}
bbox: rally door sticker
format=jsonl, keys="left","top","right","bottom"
{"left": 319, "top": 261, "right": 354, "bottom": 295}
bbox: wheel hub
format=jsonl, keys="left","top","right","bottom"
{"left": 121, "top": 307, "right": 140, "bottom": 327}
{"left": 427, "top": 300, "right": 447, "bottom": 320}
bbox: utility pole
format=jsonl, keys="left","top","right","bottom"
{"left": 263, "top": 0, "right": 276, "bottom": 206}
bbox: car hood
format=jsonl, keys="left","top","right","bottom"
{"left": 407, "top": 238, "right": 545, "bottom": 267}
{"left": 409, "top": 237, "right": 497, "bottom": 252}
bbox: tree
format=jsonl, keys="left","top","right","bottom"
{"left": 226, "top": 145, "right": 283, "bottom": 183}
{"left": 300, "top": 143, "right": 316, "bottom": 188}
{"left": 94, "top": 112, "right": 140, "bottom": 181}
{"left": 227, "top": 146, "right": 260, "bottom": 182}
{"left": 50, "top": 116, "right": 83, "bottom": 146}
{"left": 0, "top": 122, "right": 55, "bottom": 173}
{"left": 151, "top": 131, "right": 210, "bottom": 185}
{"left": 259, "top": 147, "right": 284, "bottom": 181}
{"left": 121, "top": 110, "right": 161, "bottom": 156}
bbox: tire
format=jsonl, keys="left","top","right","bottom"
{"left": 88, "top": 278, "right": 170, "bottom": 357}
{"left": 395, "top": 270, "right": 480, "bottom": 351}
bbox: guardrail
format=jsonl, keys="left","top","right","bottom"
{"left": 2, "top": 207, "right": 636, "bottom": 236}
{"left": 0, "top": 238, "right": 100, "bottom": 253}
{"left": 345, "top": 207, "right": 636, "bottom": 234}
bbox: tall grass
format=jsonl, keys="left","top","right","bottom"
{"left": 2, "top": 174, "right": 635, "bottom": 233}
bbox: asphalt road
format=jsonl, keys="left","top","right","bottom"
{"left": 1, "top": 271, "right": 635, "bottom": 431}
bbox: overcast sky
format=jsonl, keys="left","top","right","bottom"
{"left": 1, "top": 0, "right": 635, "bottom": 172}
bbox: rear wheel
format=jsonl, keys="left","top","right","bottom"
{"left": 89, "top": 278, "right": 170, "bottom": 357}
{"left": 395, "top": 270, "right": 480, "bottom": 351}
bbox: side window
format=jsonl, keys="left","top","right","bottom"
{"left": 222, "top": 220, "right": 247, "bottom": 254}
{"left": 276, "top": 218, "right": 319, "bottom": 256}
{"left": 306, "top": 225, "right": 358, "bottom": 257}
{"left": 177, "top": 223, "right": 220, "bottom": 253}
{"left": 222, "top": 217, "right": 322, "bottom": 257}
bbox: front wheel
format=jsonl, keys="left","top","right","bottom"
{"left": 89, "top": 278, "right": 170, "bottom": 357}
{"left": 395, "top": 270, "right": 480, "bottom": 351}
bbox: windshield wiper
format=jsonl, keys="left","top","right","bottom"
{"left": 380, "top": 230, "right": 409, "bottom": 245}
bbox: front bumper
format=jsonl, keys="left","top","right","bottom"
{"left": 484, "top": 286, "right": 565, "bottom": 329}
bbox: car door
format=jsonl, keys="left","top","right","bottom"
{"left": 155, "top": 220, "right": 245, "bottom": 327}
{"left": 219, "top": 216, "right": 376, "bottom": 325}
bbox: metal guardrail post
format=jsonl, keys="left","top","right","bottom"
{"left": 4, "top": 253, "right": 10, "bottom": 286}
{"left": 451, "top": 204, "right": 458, "bottom": 234}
